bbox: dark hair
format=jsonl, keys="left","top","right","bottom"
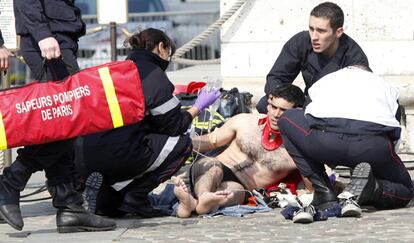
{"left": 310, "top": 2, "right": 344, "bottom": 31}
{"left": 270, "top": 84, "right": 305, "bottom": 108}
{"left": 125, "top": 28, "right": 176, "bottom": 56}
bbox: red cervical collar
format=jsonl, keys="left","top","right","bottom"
{"left": 258, "top": 117, "right": 283, "bottom": 151}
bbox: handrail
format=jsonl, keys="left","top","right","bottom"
{"left": 172, "top": 0, "right": 248, "bottom": 65}
{"left": 80, "top": 2, "right": 248, "bottom": 66}
{"left": 81, "top": 10, "right": 219, "bottom": 21}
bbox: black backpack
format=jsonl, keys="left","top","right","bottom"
{"left": 176, "top": 88, "right": 253, "bottom": 135}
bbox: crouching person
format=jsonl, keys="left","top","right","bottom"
{"left": 173, "top": 84, "right": 306, "bottom": 217}
{"left": 76, "top": 28, "right": 221, "bottom": 217}
{"left": 278, "top": 66, "right": 413, "bottom": 223}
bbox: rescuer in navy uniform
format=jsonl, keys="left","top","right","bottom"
{"left": 0, "top": 0, "right": 115, "bottom": 233}
{"left": 77, "top": 28, "right": 221, "bottom": 218}
{"left": 256, "top": 2, "right": 369, "bottom": 113}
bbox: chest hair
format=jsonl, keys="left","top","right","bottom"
{"left": 235, "top": 128, "right": 288, "bottom": 172}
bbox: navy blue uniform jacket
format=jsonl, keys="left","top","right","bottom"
{"left": 14, "top": 0, "right": 85, "bottom": 49}
{"left": 265, "top": 31, "right": 369, "bottom": 95}
{"left": 81, "top": 49, "right": 193, "bottom": 172}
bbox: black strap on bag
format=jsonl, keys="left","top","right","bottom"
{"left": 176, "top": 87, "right": 253, "bottom": 135}
{"left": 218, "top": 88, "right": 253, "bottom": 119}
{"left": 37, "top": 58, "right": 52, "bottom": 82}
{"left": 37, "top": 56, "right": 76, "bottom": 82}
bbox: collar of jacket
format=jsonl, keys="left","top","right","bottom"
{"left": 127, "top": 49, "right": 170, "bottom": 71}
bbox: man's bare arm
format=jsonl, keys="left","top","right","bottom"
{"left": 192, "top": 114, "right": 241, "bottom": 153}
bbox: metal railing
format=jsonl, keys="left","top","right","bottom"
{"left": 8, "top": 10, "right": 221, "bottom": 84}
{"left": 77, "top": 10, "right": 221, "bottom": 71}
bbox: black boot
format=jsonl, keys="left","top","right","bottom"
{"left": 344, "top": 162, "right": 383, "bottom": 206}
{"left": 0, "top": 161, "right": 32, "bottom": 230}
{"left": 308, "top": 172, "right": 338, "bottom": 210}
{"left": 83, "top": 172, "right": 125, "bottom": 218}
{"left": 48, "top": 181, "right": 116, "bottom": 233}
{"left": 119, "top": 193, "right": 167, "bottom": 218}
{"left": 118, "top": 177, "right": 168, "bottom": 218}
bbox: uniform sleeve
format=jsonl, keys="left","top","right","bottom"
{"left": 0, "top": 30, "right": 4, "bottom": 46}
{"left": 14, "top": 0, "right": 52, "bottom": 42}
{"left": 265, "top": 32, "right": 305, "bottom": 96}
{"left": 144, "top": 69, "right": 193, "bottom": 136}
{"left": 345, "top": 41, "right": 369, "bottom": 68}
{"left": 334, "top": 34, "right": 369, "bottom": 70}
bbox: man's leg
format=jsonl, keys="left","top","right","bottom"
{"left": 0, "top": 46, "right": 81, "bottom": 229}
{"left": 215, "top": 181, "right": 246, "bottom": 207}
{"left": 0, "top": 123, "right": 80, "bottom": 231}
{"left": 117, "top": 135, "right": 192, "bottom": 217}
{"left": 5, "top": 47, "right": 115, "bottom": 233}
{"left": 0, "top": 159, "right": 34, "bottom": 230}
{"left": 173, "top": 177, "right": 198, "bottom": 218}
{"left": 174, "top": 158, "right": 246, "bottom": 217}
{"left": 191, "top": 158, "right": 247, "bottom": 214}
{"left": 192, "top": 158, "right": 224, "bottom": 197}
{"left": 278, "top": 109, "right": 338, "bottom": 210}
{"left": 174, "top": 179, "right": 246, "bottom": 218}
{"left": 196, "top": 181, "right": 246, "bottom": 215}
{"left": 374, "top": 179, "right": 413, "bottom": 209}
{"left": 189, "top": 157, "right": 224, "bottom": 214}
{"left": 341, "top": 135, "right": 413, "bottom": 210}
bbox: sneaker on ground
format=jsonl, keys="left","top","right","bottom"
{"left": 340, "top": 198, "right": 362, "bottom": 217}
{"left": 293, "top": 205, "right": 315, "bottom": 224}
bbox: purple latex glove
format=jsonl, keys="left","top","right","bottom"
{"left": 193, "top": 88, "right": 221, "bottom": 112}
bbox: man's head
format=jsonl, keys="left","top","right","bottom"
{"left": 309, "top": 2, "right": 344, "bottom": 56}
{"left": 267, "top": 84, "right": 305, "bottom": 130}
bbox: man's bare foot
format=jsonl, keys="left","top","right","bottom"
{"left": 173, "top": 178, "right": 197, "bottom": 218}
{"left": 196, "top": 190, "right": 234, "bottom": 215}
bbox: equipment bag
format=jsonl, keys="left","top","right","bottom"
{"left": 218, "top": 87, "right": 253, "bottom": 119}
{"left": 175, "top": 84, "right": 254, "bottom": 135}
{"left": 0, "top": 60, "right": 145, "bottom": 150}
{"left": 177, "top": 92, "right": 225, "bottom": 135}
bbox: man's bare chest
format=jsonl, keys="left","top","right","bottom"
{"left": 235, "top": 128, "right": 286, "bottom": 171}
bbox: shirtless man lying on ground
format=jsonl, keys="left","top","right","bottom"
{"left": 174, "top": 84, "right": 306, "bottom": 217}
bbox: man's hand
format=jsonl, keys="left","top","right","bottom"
{"left": 0, "top": 45, "right": 14, "bottom": 71}
{"left": 38, "top": 37, "right": 61, "bottom": 60}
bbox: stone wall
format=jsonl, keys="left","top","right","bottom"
{"left": 220, "top": 0, "right": 414, "bottom": 152}
{"left": 221, "top": 0, "right": 414, "bottom": 78}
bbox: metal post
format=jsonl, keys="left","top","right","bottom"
{"left": 109, "top": 22, "right": 117, "bottom": 61}
{"left": 1, "top": 71, "right": 13, "bottom": 168}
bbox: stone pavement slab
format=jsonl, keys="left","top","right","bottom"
{"left": 1, "top": 153, "right": 413, "bottom": 242}
{"left": 1, "top": 185, "right": 414, "bottom": 243}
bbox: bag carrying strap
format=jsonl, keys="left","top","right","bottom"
{"left": 37, "top": 56, "right": 75, "bottom": 82}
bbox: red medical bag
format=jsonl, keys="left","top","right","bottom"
{"left": 0, "top": 60, "right": 145, "bottom": 150}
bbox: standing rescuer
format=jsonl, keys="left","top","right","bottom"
{"left": 0, "top": 0, "right": 115, "bottom": 233}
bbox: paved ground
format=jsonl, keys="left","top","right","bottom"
{"left": 1, "top": 66, "right": 413, "bottom": 242}
{"left": 0, "top": 161, "right": 413, "bottom": 243}
{"left": 1, "top": 194, "right": 414, "bottom": 242}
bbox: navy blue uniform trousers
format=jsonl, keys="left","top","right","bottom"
{"left": 278, "top": 109, "right": 413, "bottom": 209}
{"left": 16, "top": 37, "right": 80, "bottom": 186}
